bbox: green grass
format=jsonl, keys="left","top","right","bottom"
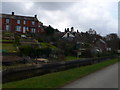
{"left": 65, "top": 56, "right": 80, "bottom": 61}
{"left": 0, "top": 39, "right": 14, "bottom": 42}
{"left": 2, "top": 43, "right": 17, "bottom": 53}
{"left": 40, "top": 42, "right": 58, "bottom": 50}
{"left": 3, "top": 58, "right": 120, "bottom": 88}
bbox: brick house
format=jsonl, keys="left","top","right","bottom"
{"left": 0, "top": 12, "right": 44, "bottom": 33}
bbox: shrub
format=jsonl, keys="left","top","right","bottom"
{"left": 19, "top": 45, "right": 35, "bottom": 56}
{"left": 14, "top": 36, "right": 20, "bottom": 45}
{"left": 82, "top": 49, "right": 93, "bottom": 58}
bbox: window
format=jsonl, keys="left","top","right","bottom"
{"left": 31, "top": 28, "right": 36, "bottom": 33}
{"left": 23, "top": 26, "right": 28, "bottom": 33}
{"left": 6, "top": 19, "right": 10, "bottom": 23}
{"left": 38, "top": 23, "right": 41, "bottom": 27}
{"left": 32, "top": 21, "right": 35, "bottom": 25}
{"left": 17, "top": 20, "right": 20, "bottom": 24}
{"left": 16, "top": 26, "right": 21, "bottom": 31}
{"left": 5, "top": 25, "right": 9, "bottom": 31}
{"left": 23, "top": 20, "right": 26, "bottom": 24}
{"left": 23, "top": 26, "right": 26, "bottom": 33}
{"left": 26, "top": 27, "right": 28, "bottom": 30}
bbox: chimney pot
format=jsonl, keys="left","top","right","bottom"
{"left": 12, "top": 12, "right": 14, "bottom": 15}
{"left": 35, "top": 15, "right": 37, "bottom": 18}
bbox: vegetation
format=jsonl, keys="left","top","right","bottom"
{"left": 14, "top": 35, "right": 20, "bottom": 45}
{"left": 2, "top": 64, "right": 34, "bottom": 70}
{"left": 19, "top": 42, "right": 61, "bottom": 59}
{"left": 0, "top": 39, "right": 14, "bottom": 42}
{"left": 2, "top": 43, "right": 16, "bottom": 53}
{"left": 44, "top": 25, "right": 59, "bottom": 35}
{"left": 3, "top": 58, "right": 119, "bottom": 88}
{"left": 2, "top": 32, "right": 13, "bottom": 37}
{"left": 65, "top": 56, "right": 80, "bottom": 61}
{"left": 19, "top": 45, "right": 34, "bottom": 56}
{"left": 40, "top": 42, "right": 58, "bottom": 50}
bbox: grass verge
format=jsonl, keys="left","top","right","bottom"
{"left": 3, "top": 58, "right": 120, "bottom": 88}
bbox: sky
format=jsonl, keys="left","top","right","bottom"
{"left": 1, "top": 0, "right": 119, "bottom": 36}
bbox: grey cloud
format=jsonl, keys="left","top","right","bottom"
{"left": 34, "top": 2, "right": 75, "bottom": 11}
{"left": 1, "top": 2, "right": 118, "bottom": 36}
{"left": 2, "top": 2, "right": 24, "bottom": 14}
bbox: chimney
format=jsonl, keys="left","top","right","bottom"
{"left": 35, "top": 15, "right": 37, "bottom": 18}
{"left": 12, "top": 12, "right": 14, "bottom": 15}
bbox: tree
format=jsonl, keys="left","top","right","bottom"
{"left": 45, "top": 25, "right": 55, "bottom": 35}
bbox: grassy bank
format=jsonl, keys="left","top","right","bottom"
{"left": 65, "top": 56, "right": 80, "bottom": 61}
{"left": 3, "top": 58, "right": 120, "bottom": 88}
{"left": 2, "top": 43, "right": 16, "bottom": 53}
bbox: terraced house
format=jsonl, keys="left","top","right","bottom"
{"left": 0, "top": 12, "right": 44, "bottom": 33}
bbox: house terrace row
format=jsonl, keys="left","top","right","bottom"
{"left": 0, "top": 12, "right": 44, "bottom": 33}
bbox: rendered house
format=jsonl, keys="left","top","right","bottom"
{"left": 93, "top": 38, "right": 107, "bottom": 52}
{"left": 0, "top": 12, "right": 44, "bottom": 33}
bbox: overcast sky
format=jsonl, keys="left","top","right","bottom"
{"left": 1, "top": 0, "right": 119, "bottom": 36}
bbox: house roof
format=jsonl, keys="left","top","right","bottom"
{"left": 0, "top": 13, "right": 38, "bottom": 21}
{"left": 99, "top": 39, "right": 106, "bottom": 44}
{"left": 62, "top": 32, "right": 75, "bottom": 38}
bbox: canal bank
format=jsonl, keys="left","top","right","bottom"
{"left": 2, "top": 56, "right": 118, "bottom": 83}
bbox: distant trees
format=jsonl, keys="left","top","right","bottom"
{"left": 44, "top": 25, "right": 60, "bottom": 35}
{"left": 44, "top": 25, "right": 55, "bottom": 35}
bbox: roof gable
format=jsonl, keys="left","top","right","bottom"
{"left": 62, "top": 32, "right": 75, "bottom": 38}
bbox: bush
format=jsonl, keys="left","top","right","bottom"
{"left": 36, "top": 48, "right": 52, "bottom": 58}
{"left": 37, "top": 38, "right": 44, "bottom": 42}
{"left": 19, "top": 45, "right": 35, "bottom": 56}
{"left": 14, "top": 36, "right": 20, "bottom": 45}
{"left": 82, "top": 49, "right": 93, "bottom": 58}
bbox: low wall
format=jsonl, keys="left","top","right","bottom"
{"left": 2, "top": 56, "right": 116, "bottom": 83}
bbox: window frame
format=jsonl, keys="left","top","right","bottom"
{"left": 17, "top": 20, "right": 20, "bottom": 24}
{"left": 23, "top": 20, "right": 26, "bottom": 24}
{"left": 16, "top": 26, "right": 21, "bottom": 31}
{"left": 6, "top": 18, "right": 10, "bottom": 23}
{"left": 32, "top": 21, "right": 35, "bottom": 25}
{"left": 5, "top": 25, "right": 9, "bottom": 31}
{"left": 31, "top": 28, "right": 36, "bottom": 33}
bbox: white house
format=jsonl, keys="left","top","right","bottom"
{"left": 62, "top": 32, "right": 75, "bottom": 38}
